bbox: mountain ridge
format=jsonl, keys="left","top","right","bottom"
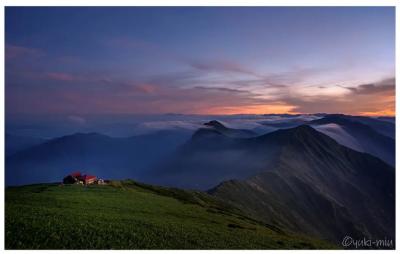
{"left": 208, "top": 125, "right": 394, "bottom": 244}
{"left": 310, "top": 115, "right": 395, "bottom": 166}
{"left": 152, "top": 124, "right": 394, "bottom": 246}
{"left": 6, "top": 130, "right": 193, "bottom": 186}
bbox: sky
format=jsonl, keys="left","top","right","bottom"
{"left": 5, "top": 7, "right": 395, "bottom": 119}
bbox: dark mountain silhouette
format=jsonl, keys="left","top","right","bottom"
{"left": 310, "top": 115, "right": 395, "bottom": 166}
{"left": 147, "top": 123, "right": 275, "bottom": 189}
{"left": 6, "top": 130, "right": 192, "bottom": 186}
{"left": 319, "top": 114, "right": 395, "bottom": 139}
{"left": 376, "top": 116, "right": 395, "bottom": 124}
{"left": 153, "top": 124, "right": 394, "bottom": 245}
{"left": 259, "top": 118, "right": 309, "bottom": 129}
{"left": 350, "top": 116, "right": 394, "bottom": 139}
{"left": 202, "top": 120, "right": 257, "bottom": 138}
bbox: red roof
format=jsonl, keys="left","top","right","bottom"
{"left": 82, "top": 175, "right": 96, "bottom": 181}
{"left": 70, "top": 172, "right": 81, "bottom": 177}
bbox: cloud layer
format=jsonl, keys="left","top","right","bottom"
{"left": 6, "top": 41, "right": 395, "bottom": 117}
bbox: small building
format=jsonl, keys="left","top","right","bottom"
{"left": 97, "top": 179, "right": 105, "bottom": 185}
{"left": 81, "top": 175, "right": 97, "bottom": 185}
{"left": 71, "top": 172, "right": 82, "bottom": 178}
{"left": 63, "top": 172, "right": 97, "bottom": 185}
{"left": 63, "top": 171, "right": 82, "bottom": 184}
{"left": 63, "top": 175, "right": 77, "bottom": 184}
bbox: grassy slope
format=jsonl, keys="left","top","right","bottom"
{"left": 5, "top": 180, "right": 336, "bottom": 249}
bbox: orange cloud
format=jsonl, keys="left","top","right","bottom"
{"left": 285, "top": 78, "right": 395, "bottom": 117}
{"left": 359, "top": 110, "right": 395, "bottom": 117}
{"left": 201, "top": 104, "right": 296, "bottom": 115}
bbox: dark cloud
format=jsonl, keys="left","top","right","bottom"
{"left": 6, "top": 76, "right": 274, "bottom": 115}
{"left": 188, "top": 59, "right": 259, "bottom": 76}
{"left": 7, "top": 74, "right": 394, "bottom": 116}
{"left": 5, "top": 41, "right": 394, "bottom": 117}
{"left": 193, "top": 86, "right": 250, "bottom": 94}
{"left": 341, "top": 78, "right": 395, "bottom": 95}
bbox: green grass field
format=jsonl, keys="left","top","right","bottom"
{"left": 5, "top": 180, "right": 337, "bottom": 249}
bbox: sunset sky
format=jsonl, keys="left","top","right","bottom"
{"left": 5, "top": 7, "right": 395, "bottom": 117}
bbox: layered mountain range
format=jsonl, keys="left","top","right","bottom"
{"left": 6, "top": 130, "right": 192, "bottom": 185}
{"left": 147, "top": 118, "right": 395, "bottom": 244}
{"left": 5, "top": 114, "right": 395, "bottom": 246}
{"left": 310, "top": 115, "right": 395, "bottom": 166}
{"left": 207, "top": 125, "right": 394, "bottom": 243}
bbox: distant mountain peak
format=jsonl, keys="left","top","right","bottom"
{"left": 196, "top": 120, "right": 256, "bottom": 139}
{"left": 264, "top": 124, "right": 319, "bottom": 139}
{"left": 71, "top": 132, "right": 102, "bottom": 138}
{"left": 311, "top": 115, "right": 355, "bottom": 125}
{"left": 191, "top": 120, "right": 230, "bottom": 141}
{"left": 288, "top": 124, "right": 315, "bottom": 133}
{"left": 253, "top": 124, "right": 337, "bottom": 150}
{"left": 79, "top": 132, "right": 102, "bottom": 135}
{"left": 204, "top": 120, "right": 227, "bottom": 130}
{"left": 52, "top": 132, "right": 111, "bottom": 144}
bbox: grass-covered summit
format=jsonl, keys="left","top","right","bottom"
{"left": 5, "top": 180, "right": 336, "bottom": 249}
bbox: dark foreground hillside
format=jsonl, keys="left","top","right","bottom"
{"left": 5, "top": 181, "right": 336, "bottom": 249}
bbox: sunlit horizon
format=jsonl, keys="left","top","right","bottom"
{"left": 6, "top": 7, "right": 395, "bottom": 118}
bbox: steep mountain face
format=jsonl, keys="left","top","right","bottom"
{"left": 6, "top": 130, "right": 192, "bottom": 186}
{"left": 147, "top": 122, "right": 280, "bottom": 190}
{"left": 144, "top": 121, "right": 261, "bottom": 189}
{"left": 210, "top": 126, "right": 394, "bottom": 244}
{"left": 310, "top": 116, "right": 395, "bottom": 166}
{"left": 154, "top": 125, "right": 394, "bottom": 245}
